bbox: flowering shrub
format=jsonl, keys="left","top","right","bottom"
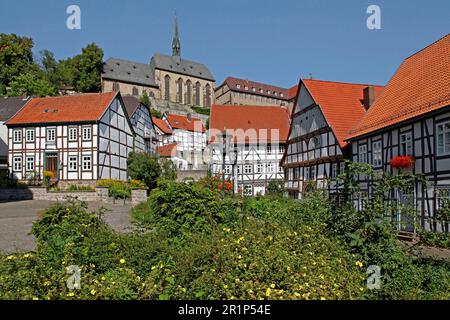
{"left": 390, "top": 155, "right": 415, "bottom": 169}
{"left": 199, "top": 175, "right": 233, "bottom": 194}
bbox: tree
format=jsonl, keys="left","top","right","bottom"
{"left": 150, "top": 108, "right": 163, "bottom": 119}
{"left": 140, "top": 92, "right": 150, "bottom": 107}
{"left": 8, "top": 72, "right": 56, "bottom": 97}
{"left": 127, "top": 152, "right": 161, "bottom": 191}
{"left": 267, "top": 179, "right": 285, "bottom": 197}
{"left": 0, "top": 34, "right": 35, "bottom": 89}
{"left": 160, "top": 159, "right": 177, "bottom": 181}
{"left": 71, "top": 43, "right": 104, "bottom": 92}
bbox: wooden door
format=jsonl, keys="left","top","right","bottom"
{"left": 45, "top": 153, "right": 58, "bottom": 178}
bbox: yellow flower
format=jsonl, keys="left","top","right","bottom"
{"left": 6, "top": 255, "right": 16, "bottom": 260}
{"left": 32, "top": 297, "right": 39, "bottom": 300}
{"left": 90, "top": 289, "right": 96, "bottom": 295}
{"left": 101, "top": 276, "right": 106, "bottom": 281}
{"left": 320, "top": 297, "right": 326, "bottom": 300}
{"left": 265, "top": 288, "right": 271, "bottom": 297}
{"left": 356, "top": 261, "right": 364, "bottom": 268}
{"left": 270, "top": 283, "right": 275, "bottom": 289}
{"left": 23, "top": 253, "right": 32, "bottom": 258}
{"left": 67, "top": 292, "right": 75, "bottom": 297}
{"left": 223, "top": 285, "right": 228, "bottom": 289}
{"left": 267, "top": 236, "right": 273, "bottom": 241}
{"left": 43, "top": 281, "right": 51, "bottom": 286}
{"left": 120, "top": 259, "right": 126, "bottom": 264}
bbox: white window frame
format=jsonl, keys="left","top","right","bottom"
{"left": 331, "top": 163, "right": 338, "bottom": 179}
{"left": 310, "top": 166, "right": 316, "bottom": 180}
{"left": 26, "top": 156, "right": 34, "bottom": 171}
{"left": 69, "top": 127, "right": 78, "bottom": 142}
{"left": 359, "top": 144, "right": 368, "bottom": 163}
{"left": 13, "top": 156, "right": 22, "bottom": 172}
{"left": 305, "top": 167, "right": 310, "bottom": 180}
{"left": 82, "top": 155, "right": 92, "bottom": 171}
{"left": 266, "top": 163, "right": 274, "bottom": 173}
{"left": 256, "top": 163, "right": 264, "bottom": 174}
{"left": 68, "top": 156, "right": 78, "bottom": 172}
{"left": 243, "top": 184, "right": 253, "bottom": 196}
{"left": 400, "top": 132, "right": 413, "bottom": 156}
{"left": 46, "top": 128, "right": 56, "bottom": 143}
{"left": 13, "top": 130, "right": 22, "bottom": 143}
{"left": 244, "top": 164, "right": 253, "bottom": 174}
{"left": 279, "top": 145, "right": 285, "bottom": 154}
{"left": 436, "top": 121, "right": 450, "bottom": 156}
{"left": 267, "top": 145, "right": 272, "bottom": 154}
{"left": 25, "top": 129, "right": 35, "bottom": 142}
{"left": 82, "top": 126, "right": 92, "bottom": 141}
{"left": 372, "top": 140, "right": 382, "bottom": 167}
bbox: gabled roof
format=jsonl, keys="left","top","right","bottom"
{"left": 288, "top": 85, "right": 299, "bottom": 101}
{"left": 165, "top": 114, "right": 205, "bottom": 133}
{"left": 150, "top": 53, "right": 215, "bottom": 81}
{"left": 347, "top": 34, "right": 450, "bottom": 139}
{"left": 299, "top": 79, "right": 384, "bottom": 148}
{"left": 152, "top": 117, "right": 173, "bottom": 134}
{"left": 0, "top": 96, "right": 32, "bottom": 121}
{"left": 122, "top": 95, "right": 143, "bottom": 117}
{"left": 217, "top": 77, "right": 289, "bottom": 100}
{"left": 102, "top": 58, "right": 158, "bottom": 87}
{"left": 209, "top": 105, "right": 291, "bottom": 144}
{"left": 156, "top": 142, "right": 177, "bottom": 157}
{"left": 5, "top": 92, "right": 118, "bottom": 125}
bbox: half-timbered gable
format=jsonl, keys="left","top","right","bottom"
{"left": 152, "top": 117, "right": 174, "bottom": 146}
{"left": 122, "top": 96, "right": 157, "bottom": 155}
{"left": 282, "top": 79, "right": 383, "bottom": 199}
{"left": 209, "top": 105, "right": 290, "bottom": 196}
{"left": 6, "top": 92, "right": 135, "bottom": 183}
{"left": 347, "top": 34, "right": 450, "bottom": 232}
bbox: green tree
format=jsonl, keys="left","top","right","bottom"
{"left": 71, "top": 43, "right": 104, "bottom": 92}
{"left": 8, "top": 72, "right": 56, "bottom": 97}
{"left": 160, "top": 159, "right": 178, "bottom": 181}
{"left": 140, "top": 92, "right": 150, "bottom": 107}
{"left": 127, "top": 152, "right": 161, "bottom": 191}
{"left": 150, "top": 108, "right": 163, "bottom": 119}
{"left": 0, "top": 33, "right": 35, "bottom": 89}
{"left": 267, "top": 179, "right": 284, "bottom": 197}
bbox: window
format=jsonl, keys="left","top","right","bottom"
{"left": 279, "top": 145, "right": 285, "bottom": 154}
{"left": 436, "top": 187, "right": 450, "bottom": 210}
{"left": 267, "top": 145, "right": 272, "bottom": 154}
{"left": 13, "top": 130, "right": 22, "bottom": 143}
{"left": 195, "top": 82, "right": 201, "bottom": 105}
{"left": 278, "top": 165, "right": 283, "bottom": 173}
{"left": 26, "top": 156, "right": 34, "bottom": 171}
{"left": 13, "top": 156, "right": 22, "bottom": 172}
{"left": 372, "top": 140, "right": 382, "bottom": 167}
{"left": 244, "top": 164, "right": 253, "bottom": 174}
{"left": 69, "top": 127, "right": 78, "bottom": 141}
{"left": 132, "top": 87, "right": 139, "bottom": 96}
{"left": 313, "top": 136, "right": 322, "bottom": 148}
{"left": 310, "top": 166, "right": 316, "bottom": 180}
{"left": 205, "top": 84, "right": 211, "bottom": 108}
{"left": 256, "top": 163, "right": 264, "bottom": 173}
{"left": 82, "top": 155, "right": 92, "bottom": 171}
{"left": 224, "top": 165, "right": 231, "bottom": 174}
{"left": 243, "top": 185, "right": 253, "bottom": 196}
{"left": 25, "top": 129, "right": 35, "bottom": 142}
{"left": 436, "top": 121, "right": 450, "bottom": 155}
{"left": 237, "top": 165, "right": 241, "bottom": 174}
{"left": 305, "top": 167, "right": 310, "bottom": 180}
{"left": 112, "top": 82, "right": 120, "bottom": 92}
{"left": 340, "top": 162, "right": 346, "bottom": 175}
{"left": 68, "top": 156, "right": 78, "bottom": 171}
{"left": 266, "top": 163, "right": 274, "bottom": 173}
{"left": 186, "top": 80, "right": 192, "bottom": 105}
{"left": 46, "top": 128, "right": 56, "bottom": 143}
{"left": 236, "top": 84, "right": 241, "bottom": 89}
{"left": 177, "top": 78, "right": 183, "bottom": 103}
{"left": 82, "top": 126, "right": 92, "bottom": 141}
{"left": 400, "top": 132, "right": 413, "bottom": 156}
{"left": 164, "top": 75, "right": 171, "bottom": 100}
{"left": 359, "top": 144, "right": 368, "bottom": 163}
{"left": 331, "top": 163, "right": 338, "bottom": 179}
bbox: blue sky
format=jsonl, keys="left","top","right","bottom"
{"left": 0, "top": 0, "right": 449, "bottom": 88}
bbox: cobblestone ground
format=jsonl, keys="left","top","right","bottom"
{"left": 0, "top": 200, "right": 133, "bottom": 254}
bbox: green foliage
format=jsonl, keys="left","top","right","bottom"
{"left": 150, "top": 108, "right": 163, "bottom": 119}
{"left": 140, "top": 92, "right": 150, "bottom": 107}
{"left": 419, "top": 230, "right": 450, "bottom": 248}
{"left": 160, "top": 158, "right": 177, "bottom": 181}
{"left": 66, "top": 184, "right": 95, "bottom": 192}
{"left": 8, "top": 72, "right": 57, "bottom": 97}
{"left": 191, "top": 106, "right": 210, "bottom": 116}
{"left": 70, "top": 43, "right": 104, "bottom": 92}
{"left": 127, "top": 152, "right": 161, "bottom": 191}
{"left": 267, "top": 179, "right": 285, "bottom": 197}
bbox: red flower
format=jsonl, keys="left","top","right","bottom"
{"left": 390, "top": 155, "right": 415, "bottom": 169}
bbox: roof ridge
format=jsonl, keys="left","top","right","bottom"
{"left": 106, "top": 57, "right": 149, "bottom": 65}
{"left": 404, "top": 33, "right": 450, "bottom": 61}
{"left": 303, "top": 78, "right": 383, "bottom": 88}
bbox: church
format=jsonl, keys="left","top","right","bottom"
{"left": 101, "top": 19, "right": 215, "bottom": 108}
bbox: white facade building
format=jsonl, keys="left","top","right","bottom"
{"left": 6, "top": 92, "right": 135, "bottom": 182}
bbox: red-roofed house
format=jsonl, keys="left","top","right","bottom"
{"left": 281, "top": 78, "right": 383, "bottom": 199}
{"left": 152, "top": 113, "right": 206, "bottom": 170}
{"left": 209, "top": 105, "right": 290, "bottom": 196}
{"left": 5, "top": 92, "right": 135, "bottom": 183}
{"left": 346, "top": 34, "right": 450, "bottom": 233}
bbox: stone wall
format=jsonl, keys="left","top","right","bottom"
{"left": 131, "top": 188, "right": 148, "bottom": 206}
{"left": 176, "top": 170, "right": 208, "bottom": 182}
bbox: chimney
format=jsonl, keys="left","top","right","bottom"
{"left": 363, "top": 86, "right": 376, "bottom": 110}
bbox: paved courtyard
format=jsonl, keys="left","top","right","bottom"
{"left": 0, "top": 200, "right": 133, "bottom": 254}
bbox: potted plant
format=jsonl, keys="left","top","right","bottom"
{"left": 390, "top": 155, "right": 415, "bottom": 173}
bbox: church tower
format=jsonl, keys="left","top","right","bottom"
{"left": 172, "top": 16, "right": 181, "bottom": 59}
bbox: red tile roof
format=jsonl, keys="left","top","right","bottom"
{"left": 152, "top": 117, "right": 173, "bottom": 134}
{"left": 219, "top": 77, "right": 289, "bottom": 100}
{"left": 156, "top": 143, "right": 177, "bottom": 157}
{"left": 5, "top": 92, "right": 117, "bottom": 125}
{"left": 288, "top": 85, "right": 299, "bottom": 101}
{"left": 348, "top": 34, "right": 450, "bottom": 139}
{"left": 209, "top": 105, "right": 291, "bottom": 144}
{"left": 165, "top": 114, "right": 205, "bottom": 133}
{"left": 299, "top": 79, "right": 384, "bottom": 148}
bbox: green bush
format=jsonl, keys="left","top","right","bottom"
{"left": 127, "top": 152, "right": 161, "bottom": 191}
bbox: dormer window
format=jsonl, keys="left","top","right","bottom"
{"left": 252, "top": 87, "right": 256, "bottom": 92}
{"left": 244, "top": 86, "right": 248, "bottom": 90}
{"left": 280, "top": 93, "right": 284, "bottom": 97}
{"left": 267, "top": 90, "right": 271, "bottom": 94}
{"left": 236, "top": 84, "right": 241, "bottom": 89}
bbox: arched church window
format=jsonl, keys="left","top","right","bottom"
{"left": 132, "top": 87, "right": 139, "bottom": 96}
{"left": 177, "top": 78, "right": 183, "bottom": 103}
{"left": 164, "top": 75, "right": 171, "bottom": 100}
{"left": 195, "top": 82, "right": 201, "bottom": 106}
{"left": 186, "top": 80, "right": 192, "bottom": 105}
{"left": 205, "top": 84, "right": 211, "bottom": 108}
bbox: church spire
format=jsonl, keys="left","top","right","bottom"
{"left": 172, "top": 16, "right": 181, "bottom": 58}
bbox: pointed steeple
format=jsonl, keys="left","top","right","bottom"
{"left": 172, "top": 16, "right": 181, "bottom": 58}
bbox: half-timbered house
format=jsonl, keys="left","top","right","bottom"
{"left": 209, "top": 105, "right": 290, "bottom": 196}
{"left": 122, "top": 96, "right": 157, "bottom": 155}
{"left": 5, "top": 92, "right": 135, "bottom": 183}
{"left": 347, "top": 34, "right": 450, "bottom": 233}
{"left": 281, "top": 79, "right": 383, "bottom": 199}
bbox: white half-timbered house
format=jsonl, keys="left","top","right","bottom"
{"left": 347, "top": 34, "right": 450, "bottom": 233}
{"left": 281, "top": 79, "right": 383, "bottom": 199}
{"left": 209, "top": 105, "right": 290, "bottom": 196}
{"left": 152, "top": 117, "right": 174, "bottom": 146}
{"left": 6, "top": 92, "right": 135, "bottom": 182}
{"left": 122, "top": 96, "right": 157, "bottom": 155}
